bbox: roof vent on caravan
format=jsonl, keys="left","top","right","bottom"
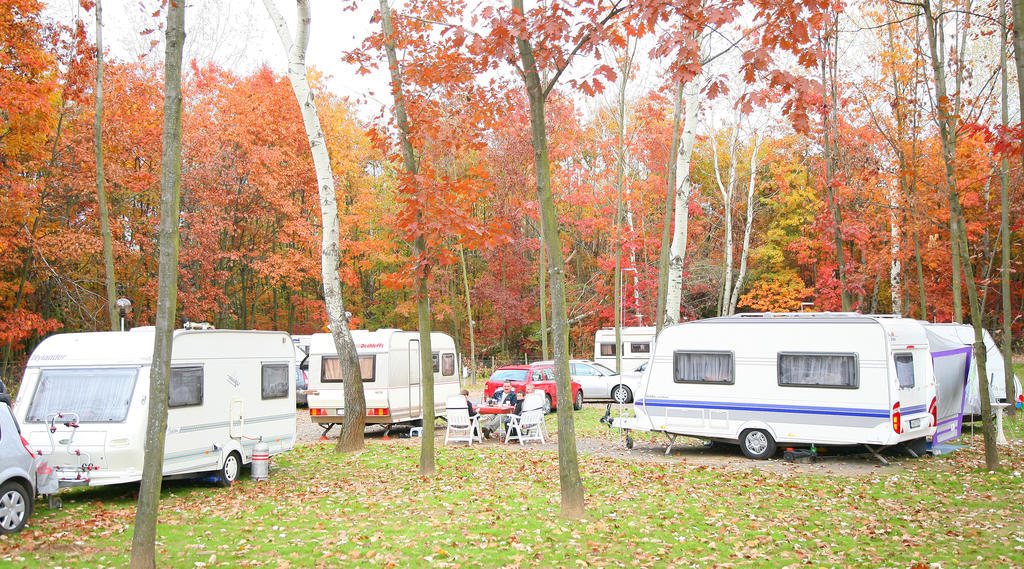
{"left": 182, "top": 321, "right": 215, "bottom": 330}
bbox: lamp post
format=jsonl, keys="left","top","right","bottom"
{"left": 116, "top": 297, "right": 132, "bottom": 331}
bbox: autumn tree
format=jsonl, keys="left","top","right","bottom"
{"left": 263, "top": 0, "right": 366, "bottom": 453}
{"left": 129, "top": 2, "right": 184, "bottom": 568}
{"left": 376, "top": 0, "right": 437, "bottom": 475}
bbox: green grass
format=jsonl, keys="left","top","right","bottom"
{"left": 3, "top": 415, "right": 1023, "bottom": 568}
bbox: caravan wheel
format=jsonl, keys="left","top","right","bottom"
{"left": 739, "top": 429, "right": 776, "bottom": 460}
{"left": 217, "top": 451, "right": 242, "bottom": 487}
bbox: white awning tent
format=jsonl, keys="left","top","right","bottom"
{"left": 925, "top": 324, "right": 1020, "bottom": 417}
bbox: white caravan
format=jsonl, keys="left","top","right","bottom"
{"left": 614, "top": 314, "right": 937, "bottom": 461}
{"left": 305, "top": 330, "right": 461, "bottom": 432}
{"left": 13, "top": 328, "right": 297, "bottom": 488}
{"left": 593, "top": 326, "right": 656, "bottom": 373}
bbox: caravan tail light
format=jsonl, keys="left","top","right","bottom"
{"left": 891, "top": 402, "right": 902, "bottom": 434}
{"left": 928, "top": 397, "right": 937, "bottom": 427}
{"left": 367, "top": 408, "right": 390, "bottom": 417}
{"left": 310, "top": 408, "right": 326, "bottom": 416}
{"left": 20, "top": 435, "right": 36, "bottom": 458}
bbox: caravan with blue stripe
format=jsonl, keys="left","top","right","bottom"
{"left": 612, "top": 313, "right": 937, "bottom": 462}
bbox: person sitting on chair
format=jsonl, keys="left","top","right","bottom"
{"left": 482, "top": 381, "right": 517, "bottom": 439}
{"left": 460, "top": 389, "right": 477, "bottom": 417}
{"left": 489, "top": 380, "right": 518, "bottom": 407}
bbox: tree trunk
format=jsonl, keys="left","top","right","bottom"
{"left": 459, "top": 245, "right": 476, "bottom": 385}
{"left": 375, "top": 0, "right": 435, "bottom": 474}
{"left": 94, "top": 0, "right": 118, "bottom": 332}
{"left": 513, "top": 0, "right": 584, "bottom": 517}
{"left": 613, "top": 44, "right": 632, "bottom": 373}
{"left": 712, "top": 126, "right": 739, "bottom": 315}
{"left": 821, "top": 17, "right": 852, "bottom": 311}
{"left": 664, "top": 79, "right": 698, "bottom": 325}
{"left": 1015, "top": 0, "right": 1024, "bottom": 164}
{"left": 999, "top": 0, "right": 1017, "bottom": 416}
{"left": 922, "top": 0, "right": 998, "bottom": 468}
{"left": 128, "top": 3, "right": 184, "bottom": 567}
{"left": 655, "top": 81, "right": 683, "bottom": 334}
{"left": 730, "top": 134, "right": 760, "bottom": 315}
{"left": 889, "top": 182, "right": 903, "bottom": 316}
{"left": 539, "top": 225, "right": 548, "bottom": 360}
{"left": 263, "top": 0, "right": 365, "bottom": 453}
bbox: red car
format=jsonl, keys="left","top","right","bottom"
{"left": 482, "top": 364, "right": 584, "bottom": 414}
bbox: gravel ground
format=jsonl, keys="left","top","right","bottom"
{"left": 292, "top": 404, "right": 893, "bottom": 475}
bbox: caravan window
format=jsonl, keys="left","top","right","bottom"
{"left": 630, "top": 342, "right": 651, "bottom": 354}
{"left": 169, "top": 366, "right": 203, "bottom": 407}
{"left": 261, "top": 363, "right": 290, "bottom": 399}
{"left": 323, "top": 356, "right": 376, "bottom": 382}
{"left": 441, "top": 353, "right": 455, "bottom": 376}
{"left": 673, "top": 351, "right": 734, "bottom": 384}
{"left": 26, "top": 367, "right": 137, "bottom": 423}
{"left": 599, "top": 343, "right": 616, "bottom": 357}
{"left": 777, "top": 353, "right": 858, "bottom": 388}
{"left": 893, "top": 353, "right": 915, "bottom": 389}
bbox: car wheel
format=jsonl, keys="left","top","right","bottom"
{"left": 217, "top": 451, "right": 242, "bottom": 487}
{"left": 573, "top": 390, "right": 584, "bottom": 411}
{"left": 0, "top": 481, "right": 30, "bottom": 534}
{"left": 543, "top": 394, "right": 553, "bottom": 414}
{"left": 739, "top": 429, "right": 776, "bottom": 460}
{"left": 611, "top": 384, "right": 632, "bottom": 404}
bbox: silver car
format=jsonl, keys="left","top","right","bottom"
{"left": 535, "top": 360, "right": 640, "bottom": 404}
{"left": 0, "top": 393, "right": 38, "bottom": 534}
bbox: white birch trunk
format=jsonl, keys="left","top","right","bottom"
{"left": 888, "top": 181, "right": 903, "bottom": 315}
{"left": 713, "top": 126, "right": 739, "bottom": 315}
{"left": 663, "top": 79, "right": 699, "bottom": 325}
{"left": 263, "top": 0, "right": 365, "bottom": 453}
{"left": 729, "top": 134, "right": 760, "bottom": 315}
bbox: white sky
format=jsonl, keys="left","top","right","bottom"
{"left": 45, "top": 0, "right": 393, "bottom": 114}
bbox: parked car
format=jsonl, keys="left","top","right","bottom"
{"left": 535, "top": 359, "right": 640, "bottom": 404}
{"left": 0, "top": 394, "right": 38, "bottom": 534}
{"left": 482, "top": 364, "right": 584, "bottom": 413}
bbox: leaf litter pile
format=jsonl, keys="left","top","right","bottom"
{"left": 1, "top": 421, "right": 1021, "bottom": 569}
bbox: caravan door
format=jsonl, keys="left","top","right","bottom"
{"left": 408, "top": 340, "right": 422, "bottom": 418}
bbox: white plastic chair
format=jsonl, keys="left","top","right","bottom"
{"left": 444, "top": 395, "right": 480, "bottom": 446}
{"left": 523, "top": 392, "right": 549, "bottom": 437}
{"left": 505, "top": 408, "right": 545, "bottom": 445}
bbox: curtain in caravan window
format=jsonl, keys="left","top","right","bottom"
{"left": 893, "top": 353, "right": 915, "bottom": 388}
{"left": 600, "top": 343, "right": 616, "bottom": 356}
{"left": 630, "top": 342, "right": 651, "bottom": 354}
{"left": 441, "top": 353, "right": 455, "bottom": 376}
{"left": 778, "top": 353, "right": 857, "bottom": 388}
{"left": 27, "top": 368, "right": 138, "bottom": 423}
{"left": 325, "top": 356, "right": 376, "bottom": 382}
{"left": 322, "top": 357, "right": 343, "bottom": 382}
{"left": 359, "top": 355, "right": 375, "bottom": 381}
{"left": 673, "top": 352, "right": 734, "bottom": 384}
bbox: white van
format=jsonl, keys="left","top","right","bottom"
{"left": 594, "top": 326, "right": 656, "bottom": 373}
{"left": 305, "top": 330, "right": 461, "bottom": 432}
{"left": 614, "top": 314, "right": 936, "bottom": 460}
{"left": 14, "top": 327, "right": 296, "bottom": 488}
